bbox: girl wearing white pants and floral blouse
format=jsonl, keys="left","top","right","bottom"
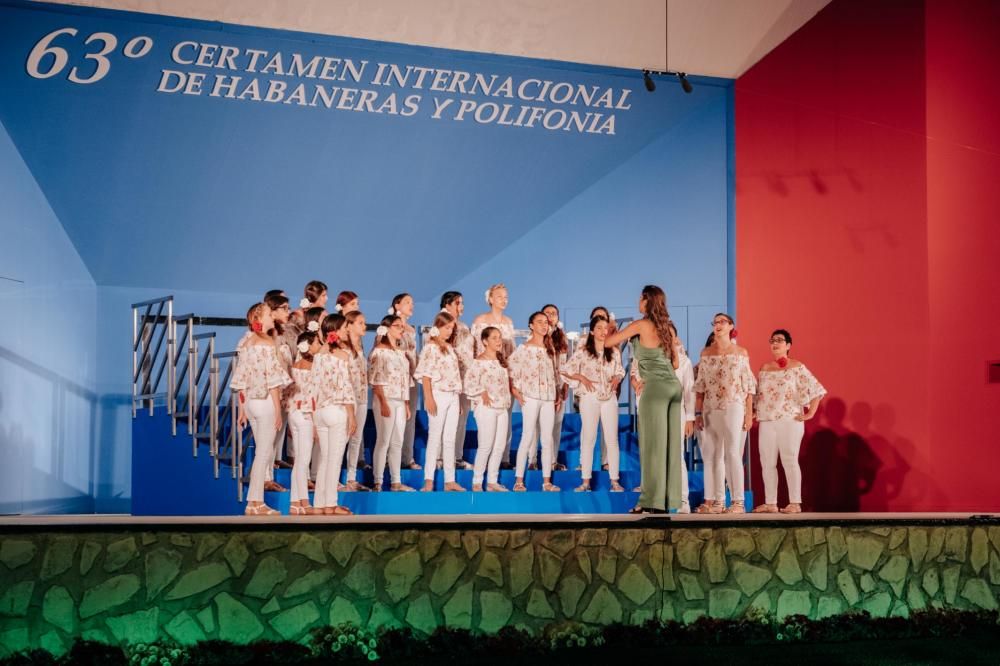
{"left": 464, "top": 327, "right": 512, "bottom": 492}
{"left": 369, "top": 315, "right": 416, "bottom": 492}
{"left": 693, "top": 313, "right": 756, "bottom": 514}
{"left": 753, "top": 329, "right": 826, "bottom": 514}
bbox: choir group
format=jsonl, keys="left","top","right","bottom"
{"left": 230, "top": 282, "right": 826, "bottom": 516}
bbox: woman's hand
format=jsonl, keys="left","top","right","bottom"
{"left": 611, "top": 376, "right": 622, "bottom": 392}
{"left": 684, "top": 420, "right": 694, "bottom": 438}
{"left": 346, "top": 407, "right": 357, "bottom": 437}
{"left": 237, "top": 407, "right": 248, "bottom": 430}
{"left": 379, "top": 399, "right": 391, "bottom": 418}
{"left": 481, "top": 391, "right": 493, "bottom": 408}
{"left": 632, "top": 378, "right": 644, "bottom": 397}
{"left": 274, "top": 413, "right": 283, "bottom": 432}
{"left": 795, "top": 409, "right": 816, "bottom": 422}
{"left": 579, "top": 376, "right": 596, "bottom": 393}
{"left": 426, "top": 396, "right": 437, "bottom": 417}
{"left": 512, "top": 389, "right": 524, "bottom": 405}
{"left": 405, "top": 402, "right": 412, "bottom": 420}
{"left": 742, "top": 413, "right": 753, "bottom": 431}
{"left": 694, "top": 414, "right": 704, "bottom": 431}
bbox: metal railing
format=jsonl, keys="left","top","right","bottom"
{"left": 131, "top": 296, "right": 174, "bottom": 417}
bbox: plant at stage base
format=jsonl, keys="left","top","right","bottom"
{"left": 544, "top": 621, "right": 606, "bottom": 651}
{"left": 310, "top": 623, "right": 379, "bottom": 661}
{"left": 125, "top": 642, "right": 187, "bottom": 666}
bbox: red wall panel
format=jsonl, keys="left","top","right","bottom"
{"left": 736, "top": 0, "right": 999, "bottom": 510}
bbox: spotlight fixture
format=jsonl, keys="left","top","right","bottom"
{"left": 639, "top": 69, "right": 693, "bottom": 94}
{"left": 678, "top": 72, "right": 692, "bottom": 94}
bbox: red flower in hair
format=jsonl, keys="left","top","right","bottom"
{"left": 730, "top": 329, "right": 738, "bottom": 339}
{"left": 777, "top": 357, "right": 788, "bottom": 369}
{"left": 327, "top": 332, "right": 339, "bottom": 344}
{"left": 251, "top": 321, "right": 263, "bottom": 333}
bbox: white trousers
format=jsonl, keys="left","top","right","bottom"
{"left": 676, "top": 412, "right": 689, "bottom": 504}
{"left": 702, "top": 404, "right": 746, "bottom": 503}
{"left": 472, "top": 405, "right": 509, "bottom": 485}
{"left": 515, "top": 397, "right": 555, "bottom": 477}
{"left": 423, "top": 389, "right": 460, "bottom": 482}
{"left": 265, "top": 408, "right": 288, "bottom": 482}
{"left": 287, "top": 409, "right": 314, "bottom": 503}
{"left": 245, "top": 398, "right": 278, "bottom": 503}
{"left": 373, "top": 398, "right": 407, "bottom": 486}
{"left": 578, "top": 394, "right": 620, "bottom": 480}
{"left": 529, "top": 400, "right": 565, "bottom": 467}
{"left": 758, "top": 419, "right": 805, "bottom": 504}
{"left": 313, "top": 404, "right": 349, "bottom": 508}
{"left": 401, "top": 384, "right": 418, "bottom": 465}
{"left": 344, "top": 401, "right": 368, "bottom": 481}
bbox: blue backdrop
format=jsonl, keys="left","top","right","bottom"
{"left": 0, "top": 0, "right": 734, "bottom": 512}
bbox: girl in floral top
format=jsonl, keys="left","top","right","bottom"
{"left": 564, "top": 315, "right": 626, "bottom": 492}
{"left": 343, "top": 311, "right": 371, "bottom": 491}
{"left": 442, "top": 291, "right": 476, "bottom": 471}
{"left": 369, "top": 315, "right": 416, "bottom": 492}
{"left": 535, "top": 304, "right": 569, "bottom": 472}
{"left": 390, "top": 293, "right": 422, "bottom": 472}
{"left": 286, "top": 331, "right": 320, "bottom": 515}
{"left": 465, "top": 326, "right": 512, "bottom": 491}
{"left": 471, "top": 283, "right": 517, "bottom": 467}
{"left": 753, "top": 329, "right": 826, "bottom": 514}
{"left": 510, "top": 312, "right": 563, "bottom": 491}
{"left": 415, "top": 311, "right": 465, "bottom": 492}
{"left": 230, "top": 303, "right": 292, "bottom": 516}
{"left": 693, "top": 313, "right": 757, "bottom": 514}
{"left": 310, "top": 314, "right": 357, "bottom": 515}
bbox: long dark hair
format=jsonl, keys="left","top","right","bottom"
{"left": 428, "top": 311, "right": 457, "bottom": 352}
{"left": 389, "top": 293, "right": 410, "bottom": 317}
{"left": 641, "top": 285, "right": 677, "bottom": 368}
{"left": 376, "top": 315, "right": 400, "bottom": 348}
{"left": 321, "top": 313, "right": 348, "bottom": 353}
{"left": 345, "top": 311, "right": 365, "bottom": 357}
{"left": 528, "top": 311, "right": 555, "bottom": 358}
{"left": 543, "top": 303, "right": 568, "bottom": 354}
{"left": 585, "top": 315, "right": 614, "bottom": 363}
{"left": 480, "top": 326, "right": 508, "bottom": 368}
{"left": 264, "top": 293, "right": 288, "bottom": 336}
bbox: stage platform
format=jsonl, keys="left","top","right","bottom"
{"left": 132, "top": 409, "right": 753, "bottom": 516}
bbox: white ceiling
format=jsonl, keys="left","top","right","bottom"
{"left": 38, "top": 0, "right": 830, "bottom": 78}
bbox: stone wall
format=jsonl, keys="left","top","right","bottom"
{"left": 1, "top": 523, "right": 998, "bottom": 655}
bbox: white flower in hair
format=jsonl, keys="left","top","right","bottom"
{"left": 376, "top": 325, "right": 388, "bottom": 337}
{"left": 440, "top": 307, "right": 449, "bottom": 313}
{"left": 557, "top": 320, "right": 564, "bottom": 330}
{"left": 299, "top": 298, "right": 311, "bottom": 309}
{"left": 428, "top": 326, "right": 440, "bottom": 338}
{"left": 566, "top": 331, "right": 580, "bottom": 341}
{"left": 484, "top": 289, "right": 492, "bottom": 304}
{"left": 334, "top": 303, "right": 343, "bottom": 312}
{"left": 307, "top": 321, "right": 320, "bottom": 332}
{"left": 297, "top": 341, "right": 310, "bottom": 354}
{"left": 609, "top": 311, "right": 617, "bottom": 321}
{"left": 387, "top": 306, "right": 395, "bottom": 315}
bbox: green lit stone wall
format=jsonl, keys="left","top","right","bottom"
{"left": 1, "top": 523, "right": 998, "bottom": 655}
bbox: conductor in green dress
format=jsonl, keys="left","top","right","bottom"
{"left": 603, "top": 285, "right": 682, "bottom": 513}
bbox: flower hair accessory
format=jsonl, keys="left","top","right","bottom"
{"left": 387, "top": 306, "right": 395, "bottom": 315}
{"left": 307, "top": 321, "right": 320, "bottom": 332}
{"left": 376, "top": 325, "right": 388, "bottom": 337}
{"left": 334, "top": 303, "right": 343, "bottom": 312}
{"left": 428, "top": 326, "right": 440, "bottom": 338}
{"left": 297, "top": 341, "right": 310, "bottom": 354}
{"left": 440, "top": 307, "right": 449, "bottom": 313}
{"left": 299, "top": 298, "right": 311, "bottom": 309}
{"left": 777, "top": 357, "right": 788, "bottom": 369}
{"left": 484, "top": 288, "right": 492, "bottom": 305}
{"left": 730, "top": 329, "right": 738, "bottom": 340}
{"left": 557, "top": 321, "right": 564, "bottom": 330}
{"left": 326, "top": 332, "right": 339, "bottom": 344}
{"left": 609, "top": 311, "right": 617, "bottom": 321}
{"left": 251, "top": 321, "right": 263, "bottom": 333}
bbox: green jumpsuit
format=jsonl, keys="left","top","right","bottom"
{"left": 632, "top": 339, "right": 682, "bottom": 511}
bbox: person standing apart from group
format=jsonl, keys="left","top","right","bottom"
{"left": 753, "top": 329, "right": 826, "bottom": 514}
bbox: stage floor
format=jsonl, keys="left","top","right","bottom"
{"left": 1, "top": 512, "right": 996, "bottom": 528}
